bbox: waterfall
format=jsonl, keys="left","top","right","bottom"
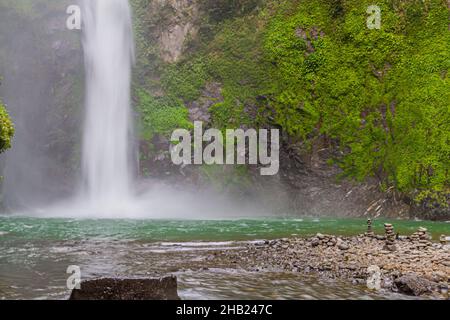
{"left": 81, "top": 0, "right": 135, "bottom": 211}
{"left": 2, "top": 0, "right": 260, "bottom": 219}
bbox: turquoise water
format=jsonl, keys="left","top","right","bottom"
{"left": 1, "top": 216, "right": 449, "bottom": 242}
{"left": 0, "top": 216, "right": 448, "bottom": 300}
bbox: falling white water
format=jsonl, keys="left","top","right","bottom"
{"left": 9, "top": 0, "right": 269, "bottom": 219}
{"left": 81, "top": 0, "right": 135, "bottom": 212}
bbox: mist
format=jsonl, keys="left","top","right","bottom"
{"left": 0, "top": 0, "right": 278, "bottom": 219}
{"left": 0, "top": 1, "right": 83, "bottom": 211}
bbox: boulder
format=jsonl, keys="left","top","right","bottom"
{"left": 366, "top": 265, "right": 382, "bottom": 290}
{"left": 69, "top": 276, "right": 180, "bottom": 300}
{"left": 394, "top": 274, "right": 437, "bottom": 296}
{"left": 311, "top": 238, "right": 320, "bottom": 247}
{"left": 337, "top": 239, "right": 349, "bottom": 250}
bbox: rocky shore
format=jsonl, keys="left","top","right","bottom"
{"left": 215, "top": 225, "right": 450, "bottom": 299}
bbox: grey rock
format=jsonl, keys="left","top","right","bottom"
{"left": 69, "top": 276, "right": 180, "bottom": 300}
{"left": 394, "top": 274, "right": 437, "bottom": 296}
{"left": 366, "top": 265, "right": 382, "bottom": 290}
{"left": 338, "top": 242, "right": 350, "bottom": 250}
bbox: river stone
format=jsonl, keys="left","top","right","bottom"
{"left": 394, "top": 274, "right": 437, "bottom": 296}
{"left": 441, "top": 260, "right": 450, "bottom": 267}
{"left": 439, "top": 282, "right": 448, "bottom": 295}
{"left": 311, "top": 238, "right": 320, "bottom": 247}
{"left": 69, "top": 276, "right": 180, "bottom": 300}
{"left": 366, "top": 265, "right": 382, "bottom": 290}
{"left": 432, "top": 271, "right": 447, "bottom": 282}
{"left": 338, "top": 241, "right": 349, "bottom": 250}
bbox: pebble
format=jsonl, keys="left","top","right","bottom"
{"left": 215, "top": 227, "right": 450, "bottom": 299}
{"left": 366, "top": 265, "right": 382, "bottom": 290}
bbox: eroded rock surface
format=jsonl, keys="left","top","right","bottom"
{"left": 69, "top": 276, "right": 180, "bottom": 300}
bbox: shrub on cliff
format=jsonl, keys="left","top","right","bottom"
{"left": 0, "top": 99, "right": 14, "bottom": 153}
{"left": 136, "top": 89, "right": 192, "bottom": 141}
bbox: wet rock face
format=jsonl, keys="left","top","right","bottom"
{"left": 69, "top": 276, "right": 180, "bottom": 300}
{"left": 187, "top": 82, "right": 222, "bottom": 123}
{"left": 409, "top": 198, "right": 450, "bottom": 221}
{"left": 151, "top": 0, "right": 200, "bottom": 63}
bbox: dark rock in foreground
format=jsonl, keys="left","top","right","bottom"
{"left": 69, "top": 276, "right": 180, "bottom": 300}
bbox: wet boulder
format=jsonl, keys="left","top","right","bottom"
{"left": 394, "top": 274, "right": 437, "bottom": 296}
{"left": 69, "top": 276, "right": 180, "bottom": 300}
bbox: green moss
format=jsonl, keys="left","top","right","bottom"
{"left": 208, "top": 86, "right": 251, "bottom": 129}
{"left": 132, "top": 0, "right": 449, "bottom": 204}
{"left": 260, "top": 0, "right": 450, "bottom": 200}
{"left": 161, "top": 57, "right": 209, "bottom": 102}
{"left": 136, "top": 89, "right": 192, "bottom": 140}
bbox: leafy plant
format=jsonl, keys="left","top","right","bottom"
{"left": 0, "top": 99, "right": 14, "bottom": 153}
{"left": 136, "top": 89, "right": 192, "bottom": 140}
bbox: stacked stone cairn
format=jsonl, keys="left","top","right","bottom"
{"left": 440, "top": 235, "right": 448, "bottom": 245}
{"left": 410, "top": 227, "right": 431, "bottom": 249}
{"left": 383, "top": 223, "right": 397, "bottom": 251}
{"left": 365, "top": 218, "right": 375, "bottom": 237}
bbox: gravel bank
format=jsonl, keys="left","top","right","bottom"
{"left": 215, "top": 230, "right": 450, "bottom": 299}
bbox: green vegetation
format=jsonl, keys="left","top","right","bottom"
{"left": 0, "top": 0, "right": 445, "bottom": 209}
{"left": 161, "top": 57, "right": 209, "bottom": 102}
{"left": 136, "top": 89, "right": 192, "bottom": 140}
{"left": 132, "top": 0, "right": 449, "bottom": 205}
{"left": 261, "top": 0, "right": 450, "bottom": 202}
{"left": 0, "top": 74, "right": 13, "bottom": 155}
{"left": 0, "top": 98, "right": 14, "bottom": 154}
